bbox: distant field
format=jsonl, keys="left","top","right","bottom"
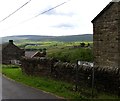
{"left": 15, "top": 40, "right": 93, "bottom": 63}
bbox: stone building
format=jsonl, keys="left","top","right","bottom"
{"left": 92, "top": 1, "right": 120, "bottom": 69}
{"left": 2, "top": 40, "right": 25, "bottom": 64}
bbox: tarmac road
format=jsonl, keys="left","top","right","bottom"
{"left": 2, "top": 76, "right": 61, "bottom": 100}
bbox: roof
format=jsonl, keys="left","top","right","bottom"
{"left": 25, "top": 51, "right": 46, "bottom": 58}
{"left": 31, "top": 51, "right": 45, "bottom": 58}
{"left": 25, "top": 51, "right": 37, "bottom": 58}
{"left": 0, "top": 42, "right": 9, "bottom": 51}
{"left": 1, "top": 41, "right": 24, "bottom": 53}
{"left": 91, "top": 2, "right": 114, "bottom": 23}
{"left": 0, "top": 42, "right": 8, "bottom": 49}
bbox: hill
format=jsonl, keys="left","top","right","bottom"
{"left": 50, "top": 34, "right": 93, "bottom": 42}
{"left": 2, "top": 34, "right": 93, "bottom": 43}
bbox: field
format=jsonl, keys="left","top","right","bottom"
{"left": 15, "top": 40, "right": 93, "bottom": 63}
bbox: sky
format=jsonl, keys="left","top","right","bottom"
{"left": 0, "top": 0, "right": 112, "bottom": 37}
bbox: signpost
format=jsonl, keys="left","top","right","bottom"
{"left": 89, "top": 62, "right": 94, "bottom": 98}
{"left": 75, "top": 60, "right": 79, "bottom": 91}
{"left": 75, "top": 61, "right": 84, "bottom": 91}
{"left": 77, "top": 61, "right": 94, "bottom": 98}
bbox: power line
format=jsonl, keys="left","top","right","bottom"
{"left": 35, "top": 0, "right": 70, "bottom": 17}
{"left": 21, "top": 0, "right": 71, "bottom": 23}
{"left": 0, "top": 0, "right": 31, "bottom": 23}
{"left": 1, "top": 0, "right": 71, "bottom": 31}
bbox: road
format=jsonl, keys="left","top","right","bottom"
{"left": 2, "top": 76, "right": 61, "bottom": 100}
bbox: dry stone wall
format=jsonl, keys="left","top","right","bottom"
{"left": 20, "top": 57, "right": 120, "bottom": 94}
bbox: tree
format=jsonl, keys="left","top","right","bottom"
{"left": 87, "top": 43, "right": 90, "bottom": 47}
{"left": 43, "top": 48, "right": 47, "bottom": 55}
{"left": 80, "top": 42, "right": 85, "bottom": 47}
{"left": 39, "top": 48, "right": 42, "bottom": 52}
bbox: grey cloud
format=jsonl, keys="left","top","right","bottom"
{"left": 46, "top": 10, "right": 74, "bottom": 16}
{"left": 53, "top": 23, "right": 76, "bottom": 29}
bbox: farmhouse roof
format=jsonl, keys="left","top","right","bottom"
{"left": 2, "top": 40, "right": 20, "bottom": 50}
{"left": 2, "top": 42, "right": 9, "bottom": 49}
{"left": 25, "top": 51, "right": 37, "bottom": 58}
{"left": 31, "top": 51, "right": 44, "bottom": 58}
{"left": 1, "top": 40, "right": 25, "bottom": 54}
{"left": 91, "top": 2, "right": 115, "bottom": 23}
{"left": 0, "top": 42, "right": 11, "bottom": 51}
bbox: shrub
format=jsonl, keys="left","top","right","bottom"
{"left": 48, "top": 48, "right": 93, "bottom": 63}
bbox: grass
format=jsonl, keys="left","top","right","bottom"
{"left": 2, "top": 65, "right": 85, "bottom": 99}
{"left": 16, "top": 41, "right": 93, "bottom": 53}
{"left": 16, "top": 40, "right": 94, "bottom": 62}
{"left": 2, "top": 65, "right": 119, "bottom": 100}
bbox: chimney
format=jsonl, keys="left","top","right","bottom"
{"left": 9, "top": 40, "right": 13, "bottom": 44}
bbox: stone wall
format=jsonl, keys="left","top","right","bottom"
{"left": 93, "top": 2, "right": 120, "bottom": 69}
{"left": 20, "top": 57, "right": 50, "bottom": 76}
{"left": 20, "top": 57, "right": 120, "bottom": 94}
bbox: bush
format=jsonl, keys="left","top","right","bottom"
{"left": 48, "top": 48, "right": 93, "bottom": 63}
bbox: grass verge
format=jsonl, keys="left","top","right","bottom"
{"left": 2, "top": 65, "right": 85, "bottom": 99}
{"left": 2, "top": 65, "right": 119, "bottom": 100}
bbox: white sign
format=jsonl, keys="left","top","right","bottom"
{"left": 88, "top": 63, "right": 94, "bottom": 67}
{"left": 78, "top": 61, "right": 83, "bottom": 65}
{"left": 78, "top": 61, "right": 94, "bottom": 67}
{"left": 112, "top": 0, "right": 120, "bottom": 2}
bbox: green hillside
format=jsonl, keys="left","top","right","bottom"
{"left": 2, "top": 34, "right": 93, "bottom": 43}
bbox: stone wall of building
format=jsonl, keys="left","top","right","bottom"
{"left": 93, "top": 2, "right": 120, "bottom": 69}
{"left": 118, "top": 2, "right": 120, "bottom": 68}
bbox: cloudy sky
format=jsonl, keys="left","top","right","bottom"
{"left": 0, "top": 0, "right": 112, "bottom": 37}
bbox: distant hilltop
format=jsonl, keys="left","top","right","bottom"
{"left": 2, "top": 34, "right": 93, "bottom": 43}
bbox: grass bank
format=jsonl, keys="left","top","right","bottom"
{"left": 2, "top": 65, "right": 118, "bottom": 100}
{"left": 2, "top": 65, "right": 85, "bottom": 99}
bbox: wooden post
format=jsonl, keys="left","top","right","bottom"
{"left": 91, "top": 65, "right": 94, "bottom": 98}
{"left": 118, "top": 73, "right": 120, "bottom": 98}
{"left": 50, "top": 58, "right": 54, "bottom": 74}
{"left": 75, "top": 60, "right": 79, "bottom": 91}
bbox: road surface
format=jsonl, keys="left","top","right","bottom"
{"left": 2, "top": 76, "right": 61, "bottom": 100}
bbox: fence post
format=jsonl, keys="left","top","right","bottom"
{"left": 50, "top": 58, "right": 54, "bottom": 74}
{"left": 118, "top": 72, "right": 120, "bottom": 98}
{"left": 75, "top": 60, "right": 79, "bottom": 91}
{"left": 88, "top": 62, "right": 94, "bottom": 98}
{"left": 91, "top": 66, "right": 94, "bottom": 98}
{"left": 50, "top": 59, "right": 53, "bottom": 74}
